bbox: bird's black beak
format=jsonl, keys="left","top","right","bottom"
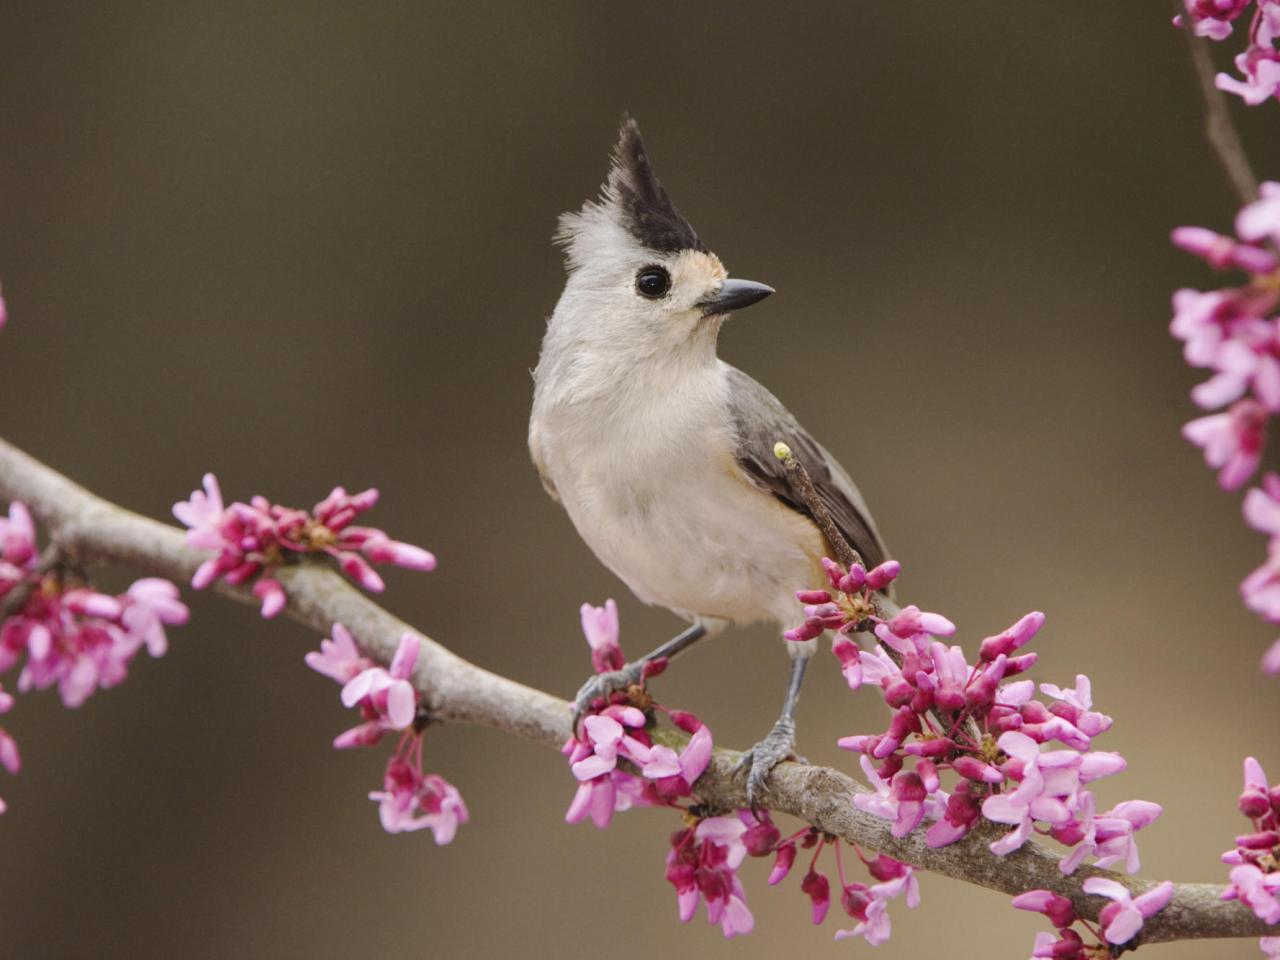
{"left": 697, "top": 278, "right": 775, "bottom": 317}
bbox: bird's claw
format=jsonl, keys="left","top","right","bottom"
{"left": 571, "top": 662, "right": 646, "bottom": 735}
{"left": 735, "top": 718, "right": 802, "bottom": 810}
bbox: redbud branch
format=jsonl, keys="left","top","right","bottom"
{"left": 773, "top": 441, "right": 865, "bottom": 572}
{"left": 1172, "top": 0, "right": 1261, "bottom": 205}
{"left": 0, "top": 435, "right": 1269, "bottom": 945}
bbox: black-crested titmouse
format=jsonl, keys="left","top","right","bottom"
{"left": 529, "top": 118, "right": 890, "bottom": 803}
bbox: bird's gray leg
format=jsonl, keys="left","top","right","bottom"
{"left": 571, "top": 623, "right": 707, "bottom": 732}
{"left": 736, "top": 652, "right": 810, "bottom": 808}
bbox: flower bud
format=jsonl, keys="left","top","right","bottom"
{"left": 801, "top": 868, "right": 831, "bottom": 924}
{"left": 1012, "top": 889, "right": 1078, "bottom": 930}
{"left": 768, "top": 842, "right": 797, "bottom": 884}
{"left": 743, "top": 817, "right": 781, "bottom": 857}
{"left": 838, "top": 564, "right": 867, "bottom": 593}
{"left": 865, "top": 560, "right": 900, "bottom": 591}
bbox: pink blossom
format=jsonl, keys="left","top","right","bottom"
{"left": 0, "top": 724, "right": 17, "bottom": 778}
{"left": 173, "top": 474, "right": 435, "bottom": 616}
{"left": 0, "top": 550, "right": 185, "bottom": 708}
{"left": 1245, "top": 474, "right": 1280, "bottom": 535}
{"left": 562, "top": 702, "right": 653, "bottom": 826}
{"left": 1055, "top": 793, "right": 1163, "bottom": 875}
{"left": 801, "top": 867, "right": 831, "bottom": 924}
{"left": 926, "top": 783, "right": 983, "bottom": 849}
{"left": 978, "top": 611, "right": 1046, "bottom": 661}
{"left": 1219, "top": 53, "right": 1280, "bottom": 104}
{"left": 1238, "top": 182, "right": 1280, "bottom": 247}
{"left": 1184, "top": 399, "right": 1267, "bottom": 489}
{"left": 0, "top": 682, "right": 19, "bottom": 813}
{"left": 1172, "top": 287, "right": 1247, "bottom": 368}
{"left": 853, "top": 755, "right": 944, "bottom": 838}
{"left": 739, "top": 809, "right": 781, "bottom": 856}
{"left": 831, "top": 634, "right": 863, "bottom": 689}
{"left": 1224, "top": 864, "right": 1280, "bottom": 923}
{"left": 0, "top": 501, "right": 35, "bottom": 568}
{"left": 369, "top": 757, "right": 468, "bottom": 842}
{"left": 1030, "top": 929, "right": 1086, "bottom": 958}
{"left": 1173, "top": 225, "right": 1278, "bottom": 273}
{"left": 982, "top": 732, "right": 1075, "bottom": 856}
{"left": 118, "top": 579, "right": 189, "bottom": 657}
{"left": 580, "top": 599, "right": 623, "bottom": 673}
{"left": 252, "top": 578, "right": 286, "bottom": 618}
{"left": 1263, "top": 638, "right": 1280, "bottom": 673}
{"left": 1038, "top": 675, "right": 1112, "bottom": 739}
{"left": 805, "top": 559, "right": 1154, "bottom": 874}
{"left": 1175, "top": 0, "right": 1253, "bottom": 40}
{"left": 171, "top": 473, "right": 225, "bottom": 548}
{"left": 1241, "top": 543, "right": 1280, "bottom": 621}
{"left": 768, "top": 842, "right": 797, "bottom": 884}
{"left": 884, "top": 604, "right": 956, "bottom": 641}
{"left": 337, "top": 633, "right": 422, "bottom": 743}
{"left": 833, "top": 869, "right": 919, "bottom": 945}
{"left": 1082, "top": 878, "right": 1174, "bottom": 945}
{"left": 307, "top": 625, "right": 464, "bottom": 844}
{"left": 1239, "top": 756, "right": 1273, "bottom": 818}
{"left": 304, "top": 623, "right": 373, "bottom": 683}
{"left": 865, "top": 560, "right": 900, "bottom": 591}
{"left": 564, "top": 769, "right": 654, "bottom": 828}
{"left": 571, "top": 713, "right": 635, "bottom": 780}
{"left": 665, "top": 817, "right": 754, "bottom": 938}
{"left": 1012, "top": 889, "right": 1078, "bottom": 929}
{"left": 642, "top": 724, "right": 713, "bottom": 799}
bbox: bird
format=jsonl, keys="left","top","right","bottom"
{"left": 528, "top": 117, "right": 891, "bottom": 805}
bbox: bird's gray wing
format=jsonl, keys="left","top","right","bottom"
{"left": 724, "top": 365, "right": 889, "bottom": 572}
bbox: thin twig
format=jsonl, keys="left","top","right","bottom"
{"left": 1173, "top": 0, "right": 1261, "bottom": 205}
{"left": 773, "top": 441, "right": 863, "bottom": 570}
{"left": 0, "top": 434, "right": 1270, "bottom": 944}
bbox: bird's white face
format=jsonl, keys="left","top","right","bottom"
{"left": 554, "top": 234, "right": 730, "bottom": 355}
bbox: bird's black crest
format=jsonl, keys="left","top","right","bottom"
{"left": 608, "top": 116, "right": 707, "bottom": 254}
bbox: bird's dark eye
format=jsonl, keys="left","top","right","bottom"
{"left": 635, "top": 266, "right": 672, "bottom": 299}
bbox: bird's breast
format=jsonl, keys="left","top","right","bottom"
{"left": 537, "top": 396, "right": 825, "bottom": 627}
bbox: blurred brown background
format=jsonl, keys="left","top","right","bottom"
{"left": 1, "top": 2, "right": 1278, "bottom": 957}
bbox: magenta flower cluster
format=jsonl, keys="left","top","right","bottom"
{"left": 565, "top": 602, "right": 750, "bottom": 931}
{"left": 174, "top": 473, "right": 436, "bottom": 618}
{"left": 1014, "top": 880, "right": 1175, "bottom": 955}
{"left": 1221, "top": 757, "right": 1280, "bottom": 929}
{"left": 1172, "top": 185, "right": 1280, "bottom": 490}
{"left": 568, "top": 599, "right": 929, "bottom": 944}
{"left": 0, "top": 500, "right": 188, "bottom": 812}
{"left": 755, "top": 813, "right": 921, "bottom": 945}
{"left": 1240, "top": 475, "right": 1280, "bottom": 672}
{"left": 565, "top": 601, "right": 713, "bottom": 825}
{"left": 306, "top": 625, "right": 467, "bottom": 843}
{"left": 1171, "top": 187, "right": 1280, "bottom": 672}
{"left": 1181, "top": 0, "right": 1280, "bottom": 104}
{"left": 789, "top": 557, "right": 1162, "bottom": 874}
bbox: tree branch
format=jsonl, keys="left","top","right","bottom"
{"left": 0, "top": 435, "right": 1269, "bottom": 945}
{"left": 1173, "top": 0, "right": 1260, "bottom": 205}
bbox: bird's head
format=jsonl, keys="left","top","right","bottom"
{"left": 551, "top": 117, "right": 773, "bottom": 357}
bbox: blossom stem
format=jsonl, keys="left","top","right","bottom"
{"left": 1172, "top": 0, "right": 1260, "bottom": 205}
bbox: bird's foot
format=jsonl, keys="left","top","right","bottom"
{"left": 735, "top": 717, "right": 804, "bottom": 810}
{"left": 571, "top": 661, "right": 647, "bottom": 734}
